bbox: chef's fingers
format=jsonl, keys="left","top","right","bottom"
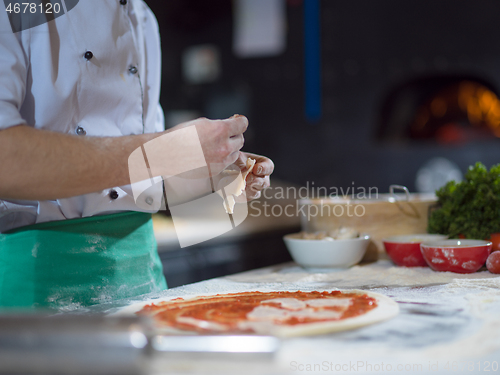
{"left": 219, "top": 135, "right": 244, "bottom": 168}
{"left": 246, "top": 189, "right": 261, "bottom": 200}
{"left": 233, "top": 152, "right": 248, "bottom": 170}
{"left": 224, "top": 115, "right": 248, "bottom": 137}
{"left": 253, "top": 158, "right": 274, "bottom": 177}
{"left": 228, "top": 134, "right": 244, "bottom": 152}
{"left": 224, "top": 150, "right": 241, "bottom": 167}
{"left": 248, "top": 175, "right": 271, "bottom": 193}
{"left": 234, "top": 152, "right": 274, "bottom": 178}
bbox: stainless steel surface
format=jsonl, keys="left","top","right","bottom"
{"left": 0, "top": 315, "right": 280, "bottom": 374}
{"left": 0, "top": 315, "right": 149, "bottom": 375}
{"left": 152, "top": 335, "right": 279, "bottom": 361}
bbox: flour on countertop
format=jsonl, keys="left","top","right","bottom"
{"left": 88, "top": 260, "right": 500, "bottom": 372}
{"left": 445, "top": 277, "right": 500, "bottom": 290}
{"left": 226, "top": 260, "right": 500, "bottom": 288}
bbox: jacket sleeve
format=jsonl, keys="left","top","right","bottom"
{"left": 0, "top": 9, "right": 28, "bottom": 130}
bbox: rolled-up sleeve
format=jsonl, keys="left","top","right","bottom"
{"left": 0, "top": 12, "right": 28, "bottom": 130}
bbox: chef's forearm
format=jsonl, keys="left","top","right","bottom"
{"left": 0, "top": 124, "right": 162, "bottom": 200}
{"left": 163, "top": 176, "right": 214, "bottom": 207}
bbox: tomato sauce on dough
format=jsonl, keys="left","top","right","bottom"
{"left": 138, "top": 291, "right": 377, "bottom": 333}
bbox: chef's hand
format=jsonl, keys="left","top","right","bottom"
{"left": 235, "top": 152, "right": 274, "bottom": 201}
{"left": 175, "top": 115, "right": 247, "bottom": 177}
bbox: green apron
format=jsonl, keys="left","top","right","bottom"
{"left": 0, "top": 212, "right": 167, "bottom": 310}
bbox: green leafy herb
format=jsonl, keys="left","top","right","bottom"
{"left": 427, "top": 162, "right": 500, "bottom": 240}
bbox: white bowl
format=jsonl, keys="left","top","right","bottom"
{"left": 283, "top": 233, "right": 370, "bottom": 270}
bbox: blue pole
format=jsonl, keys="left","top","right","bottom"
{"left": 304, "top": 0, "right": 322, "bottom": 122}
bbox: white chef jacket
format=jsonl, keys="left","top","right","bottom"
{"left": 0, "top": 0, "right": 164, "bottom": 232}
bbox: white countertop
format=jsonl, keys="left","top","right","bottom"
{"left": 95, "top": 260, "right": 500, "bottom": 375}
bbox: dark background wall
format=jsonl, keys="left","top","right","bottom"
{"left": 146, "top": 0, "right": 500, "bottom": 194}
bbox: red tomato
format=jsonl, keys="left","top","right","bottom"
{"left": 486, "top": 251, "right": 500, "bottom": 274}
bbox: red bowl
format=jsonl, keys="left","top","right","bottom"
{"left": 420, "top": 239, "right": 492, "bottom": 273}
{"left": 382, "top": 234, "right": 448, "bottom": 267}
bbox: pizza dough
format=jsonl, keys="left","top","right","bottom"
{"left": 216, "top": 158, "right": 256, "bottom": 214}
{"left": 115, "top": 290, "right": 399, "bottom": 338}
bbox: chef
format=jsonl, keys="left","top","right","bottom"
{"left": 0, "top": 0, "right": 273, "bottom": 310}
